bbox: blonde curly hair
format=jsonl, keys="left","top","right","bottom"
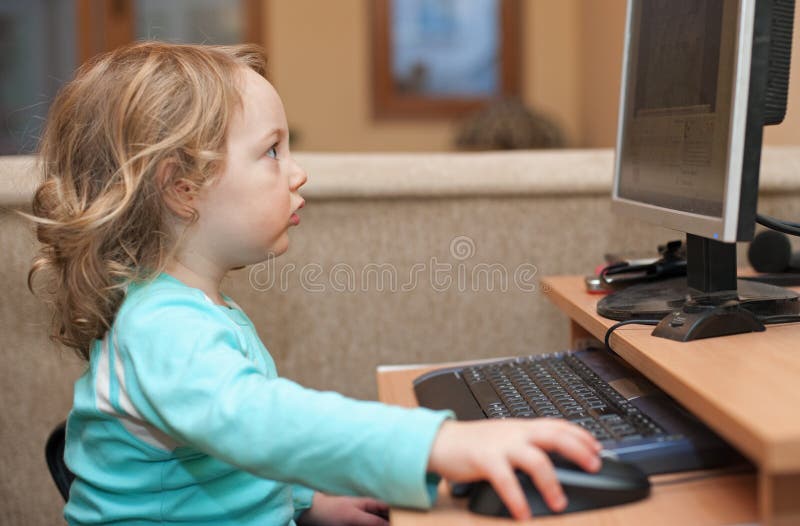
{"left": 27, "top": 41, "right": 268, "bottom": 359}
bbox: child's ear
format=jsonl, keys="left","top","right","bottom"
{"left": 156, "top": 160, "right": 196, "bottom": 220}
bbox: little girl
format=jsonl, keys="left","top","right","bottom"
{"left": 28, "top": 42, "right": 601, "bottom": 525}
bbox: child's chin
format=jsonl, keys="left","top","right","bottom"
{"left": 230, "top": 246, "right": 287, "bottom": 270}
{"left": 267, "top": 240, "right": 289, "bottom": 258}
{"left": 256, "top": 249, "right": 285, "bottom": 264}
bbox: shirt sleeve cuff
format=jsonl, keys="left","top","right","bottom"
{"left": 292, "top": 484, "right": 316, "bottom": 520}
{"left": 389, "top": 408, "right": 455, "bottom": 509}
{"left": 424, "top": 472, "right": 442, "bottom": 506}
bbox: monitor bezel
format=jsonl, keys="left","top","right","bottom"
{"left": 612, "top": 0, "right": 762, "bottom": 243}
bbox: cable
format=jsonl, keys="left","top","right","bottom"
{"left": 759, "top": 214, "right": 800, "bottom": 229}
{"left": 601, "top": 313, "right": 800, "bottom": 355}
{"left": 759, "top": 314, "right": 800, "bottom": 325}
{"left": 757, "top": 213, "right": 800, "bottom": 230}
{"left": 604, "top": 319, "right": 660, "bottom": 354}
{"left": 756, "top": 213, "right": 800, "bottom": 237}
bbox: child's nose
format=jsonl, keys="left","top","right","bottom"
{"left": 291, "top": 164, "right": 308, "bottom": 190}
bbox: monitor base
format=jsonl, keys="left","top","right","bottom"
{"left": 597, "top": 276, "right": 800, "bottom": 323}
{"left": 651, "top": 300, "right": 766, "bottom": 341}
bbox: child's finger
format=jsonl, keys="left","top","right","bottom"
{"left": 359, "top": 498, "right": 390, "bottom": 519}
{"left": 558, "top": 419, "right": 602, "bottom": 445}
{"left": 564, "top": 422, "right": 604, "bottom": 452}
{"left": 525, "top": 422, "right": 601, "bottom": 472}
{"left": 485, "top": 463, "right": 531, "bottom": 520}
{"left": 555, "top": 423, "right": 604, "bottom": 462}
{"left": 513, "top": 448, "right": 567, "bottom": 513}
{"left": 540, "top": 418, "right": 602, "bottom": 452}
{"left": 547, "top": 433, "right": 603, "bottom": 474}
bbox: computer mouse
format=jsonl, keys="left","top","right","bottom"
{"left": 467, "top": 454, "right": 651, "bottom": 517}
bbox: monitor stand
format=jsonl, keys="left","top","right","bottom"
{"left": 597, "top": 234, "right": 800, "bottom": 341}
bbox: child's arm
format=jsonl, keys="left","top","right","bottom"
{"left": 113, "top": 292, "right": 600, "bottom": 519}
{"left": 113, "top": 292, "right": 450, "bottom": 510}
{"left": 428, "top": 419, "right": 602, "bottom": 520}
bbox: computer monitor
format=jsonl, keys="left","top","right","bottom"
{"left": 602, "top": 0, "right": 800, "bottom": 340}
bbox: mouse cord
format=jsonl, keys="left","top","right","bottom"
{"left": 604, "top": 320, "right": 660, "bottom": 355}
{"left": 604, "top": 314, "right": 800, "bottom": 355}
{"left": 759, "top": 314, "right": 800, "bottom": 325}
{"left": 651, "top": 464, "right": 754, "bottom": 486}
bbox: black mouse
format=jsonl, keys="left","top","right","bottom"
{"left": 467, "top": 454, "right": 650, "bottom": 517}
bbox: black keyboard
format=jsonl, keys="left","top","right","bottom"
{"left": 414, "top": 348, "right": 745, "bottom": 475}
{"left": 461, "top": 352, "right": 665, "bottom": 442}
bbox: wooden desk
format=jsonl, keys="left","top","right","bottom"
{"left": 542, "top": 275, "right": 800, "bottom": 526}
{"left": 375, "top": 274, "right": 800, "bottom": 525}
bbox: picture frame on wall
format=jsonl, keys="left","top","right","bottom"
{"left": 371, "top": 0, "right": 521, "bottom": 119}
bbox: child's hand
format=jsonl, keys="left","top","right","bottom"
{"left": 428, "top": 418, "right": 603, "bottom": 520}
{"left": 296, "top": 493, "right": 389, "bottom": 526}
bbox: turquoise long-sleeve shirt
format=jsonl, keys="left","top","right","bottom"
{"left": 64, "top": 273, "right": 452, "bottom": 525}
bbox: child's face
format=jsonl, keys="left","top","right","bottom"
{"left": 192, "top": 68, "right": 307, "bottom": 268}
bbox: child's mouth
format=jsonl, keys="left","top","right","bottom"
{"left": 289, "top": 213, "right": 300, "bottom": 226}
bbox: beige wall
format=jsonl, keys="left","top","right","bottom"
{"left": 267, "top": 0, "right": 453, "bottom": 152}
{"left": 579, "top": 1, "right": 626, "bottom": 148}
{"left": 266, "top": 0, "right": 585, "bottom": 151}
{"left": 265, "top": 0, "right": 800, "bottom": 152}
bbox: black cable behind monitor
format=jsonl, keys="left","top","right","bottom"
{"left": 756, "top": 214, "right": 800, "bottom": 238}
{"left": 603, "top": 315, "right": 800, "bottom": 355}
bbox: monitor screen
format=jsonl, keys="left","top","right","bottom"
{"left": 614, "top": 0, "right": 756, "bottom": 242}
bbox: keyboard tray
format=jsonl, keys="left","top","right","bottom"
{"left": 413, "top": 348, "right": 746, "bottom": 475}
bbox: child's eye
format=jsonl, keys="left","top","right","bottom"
{"left": 266, "top": 144, "right": 278, "bottom": 159}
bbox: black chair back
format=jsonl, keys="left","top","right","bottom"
{"left": 45, "top": 421, "right": 74, "bottom": 501}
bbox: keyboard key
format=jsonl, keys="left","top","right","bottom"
{"left": 468, "top": 381, "right": 503, "bottom": 412}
